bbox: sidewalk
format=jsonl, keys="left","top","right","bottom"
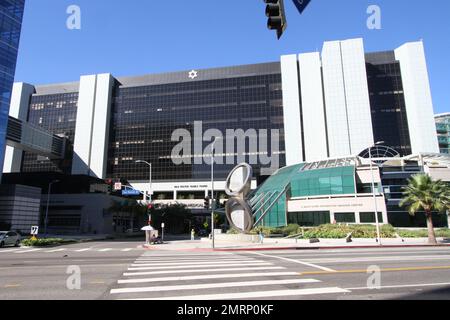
{"left": 141, "top": 236, "right": 450, "bottom": 252}
{"left": 38, "top": 234, "right": 113, "bottom": 242}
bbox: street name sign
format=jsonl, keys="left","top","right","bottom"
{"left": 292, "top": 0, "right": 311, "bottom": 14}
{"left": 122, "top": 189, "right": 141, "bottom": 196}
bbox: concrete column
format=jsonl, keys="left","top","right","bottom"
{"left": 322, "top": 39, "right": 374, "bottom": 157}
{"left": 381, "top": 209, "right": 389, "bottom": 226}
{"left": 340, "top": 38, "right": 374, "bottom": 154}
{"left": 395, "top": 41, "right": 439, "bottom": 154}
{"left": 447, "top": 211, "right": 450, "bottom": 229}
{"left": 298, "top": 52, "right": 328, "bottom": 161}
{"left": 281, "top": 54, "right": 304, "bottom": 165}
{"left": 355, "top": 212, "right": 361, "bottom": 224}
{"left": 89, "top": 74, "right": 114, "bottom": 179}
{"left": 330, "top": 212, "right": 335, "bottom": 224}
{"left": 72, "top": 75, "right": 97, "bottom": 176}
{"left": 3, "top": 83, "right": 35, "bottom": 173}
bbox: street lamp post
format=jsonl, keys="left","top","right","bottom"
{"left": 368, "top": 141, "right": 384, "bottom": 245}
{"left": 44, "top": 180, "right": 60, "bottom": 238}
{"left": 136, "top": 160, "right": 152, "bottom": 202}
{"left": 210, "top": 138, "right": 219, "bottom": 250}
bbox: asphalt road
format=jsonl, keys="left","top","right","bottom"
{"left": 1, "top": 241, "right": 450, "bottom": 300}
{"left": 0, "top": 240, "right": 145, "bottom": 300}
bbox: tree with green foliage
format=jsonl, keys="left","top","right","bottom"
{"left": 400, "top": 174, "right": 450, "bottom": 244}
{"left": 108, "top": 199, "right": 147, "bottom": 231}
{"left": 151, "top": 204, "right": 193, "bottom": 234}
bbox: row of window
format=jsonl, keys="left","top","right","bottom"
{"left": 288, "top": 211, "right": 383, "bottom": 226}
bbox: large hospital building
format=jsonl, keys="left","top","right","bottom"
{"left": 2, "top": 38, "right": 444, "bottom": 229}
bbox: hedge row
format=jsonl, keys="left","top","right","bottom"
{"left": 397, "top": 229, "right": 450, "bottom": 238}
{"left": 21, "top": 238, "right": 77, "bottom": 247}
{"left": 230, "top": 223, "right": 450, "bottom": 239}
{"left": 301, "top": 224, "right": 396, "bottom": 239}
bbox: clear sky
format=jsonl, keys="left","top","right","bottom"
{"left": 15, "top": 0, "right": 450, "bottom": 114}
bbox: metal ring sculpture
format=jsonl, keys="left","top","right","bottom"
{"left": 225, "top": 163, "right": 254, "bottom": 233}
{"left": 359, "top": 145, "right": 400, "bottom": 159}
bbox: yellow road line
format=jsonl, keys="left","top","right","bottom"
{"left": 90, "top": 281, "right": 106, "bottom": 284}
{"left": 4, "top": 284, "right": 21, "bottom": 288}
{"left": 299, "top": 265, "right": 450, "bottom": 276}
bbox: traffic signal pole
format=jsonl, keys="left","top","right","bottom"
{"left": 264, "top": 0, "right": 288, "bottom": 39}
{"left": 264, "top": 0, "right": 312, "bottom": 39}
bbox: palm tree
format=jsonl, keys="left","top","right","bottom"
{"left": 400, "top": 174, "right": 450, "bottom": 244}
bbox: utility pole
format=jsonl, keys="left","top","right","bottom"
{"left": 369, "top": 141, "right": 384, "bottom": 245}
{"left": 44, "top": 180, "right": 60, "bottom": 238}
{"left": 211, "top": 139, "right": 217, "bottom": 249}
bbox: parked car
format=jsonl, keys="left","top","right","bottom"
{"left": 0, "top": 231, "right": 21, "bottom": 248}
{"left": 197, "top": 229, "right": 209, "bottom": 237}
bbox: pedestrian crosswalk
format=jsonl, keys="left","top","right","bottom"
{"left": 0, "top": 247, "right": 143, "bottom": 254}
{"left": 110, "top": 252, "right": 350, "bottom": 300}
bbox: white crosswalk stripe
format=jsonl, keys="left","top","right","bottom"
{"left": 123, "top": 266, "right": 285, "bottom": 277}
{"left": 0, "top": 249, "right": 20, "bottom": 253}
{"left": 128, "top": 263, "right": 274, "bottom": 272}
{"left": 2, "top": 247, "right": 140, "bottom": 254}
{"left": 15, "top": 249, "right": 41, "bottom": 254}
{"left": 111, "top": 279, "right": 320, "bottom": 295}
{"left": 130, "top": 260, "right": 268, "bottom": 267}
{"left": 123, "top": 287, "right": 351, "bottom": 300}
{"left": 45, "top": 249, "right": 66, "bottom": 253}
{"left": 135, "top": 257, "right": 249, "bottom": 262}
{"left": 119, "top": 271, "right": 299, "bottom": 284}
{"left": 111, "top": 252, "right": 350, "bottom": 300}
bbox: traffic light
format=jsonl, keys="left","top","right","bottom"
{"left": 264, "top": 0, "right": 287, "bottom": 39}
{"left": 204, "top": 197, "right": 211, "bottom": 210}
{"left": 105, "top": 179, "right": 113, "bottom": 193}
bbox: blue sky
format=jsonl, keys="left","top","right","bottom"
{"left": 15, "top": 0, "right": 450, "bottom": 113}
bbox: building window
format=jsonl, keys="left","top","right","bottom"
{"left": 288, "top": 211, "right": 330, "bottom": 227}
{"left": 154, "top": 192, "right": 174, "bottom": 200}
{"left": 360, "top": 212, "right": 383, "bottom": 223}
{"left": 334, "top": 213, "right": 356, "bottom": 223}
{"left": 176, "top": 191, "right": 205, "bottom": 200}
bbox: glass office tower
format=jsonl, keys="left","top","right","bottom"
{"left": 435, "top": 113, "right": 450, "bottom": 154}
{"left": 5, "top": 38, "right": 440, "bottom": 194}
{"left": 0, "top": 0, "right": 25, "bottom": 176}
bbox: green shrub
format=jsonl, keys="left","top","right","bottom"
{"left": 251, "top": 226, "right": 282, "bottom": 236}
{"left": 303, "top": 224, "right": 350, "bottom": 239}
{"left": 397, "top": 229, "right": 450, "bottom": 238}
{"left": 350, "top": 224, "right": 396, "bottom": 238}
{"left": 226, "top": 228, "right": 241, "bottom": 235}
{"left": 436, "top": 229, "right": 450, "bottom": 237}
{"left": 248, "top": 223, "right": 450, "bottom": 239}
{"left": 300, "top": 224, "right": 396, "bottom": 239}
{"left": 279, "top": 224, "right": 302, "bottom": 236}
{"left": 21, "top": 238, "right": 76, "bottom": 247}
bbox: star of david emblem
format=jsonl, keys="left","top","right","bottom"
{"left": 188, "top": 70, "right": 198, "bottom": 80}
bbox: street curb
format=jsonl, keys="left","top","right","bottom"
{"left": 138, "top": 243, "right": 450, "bottom": 252}
{"left": 212, "top": 243, "right": 450, "bottom": 252}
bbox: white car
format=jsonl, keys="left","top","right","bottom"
{"left": 0, "top": 231, "right": 21, "bottom": 248}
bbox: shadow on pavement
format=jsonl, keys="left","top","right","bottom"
{"left": 395, "top": 286, "right": 450, "bottom": 300}
{"left": 112, "top": 234, "right": 191, "bottom": 242}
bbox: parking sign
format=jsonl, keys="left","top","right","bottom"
{"left": 31, "top": 226, "right": 39, "bottom": 235}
